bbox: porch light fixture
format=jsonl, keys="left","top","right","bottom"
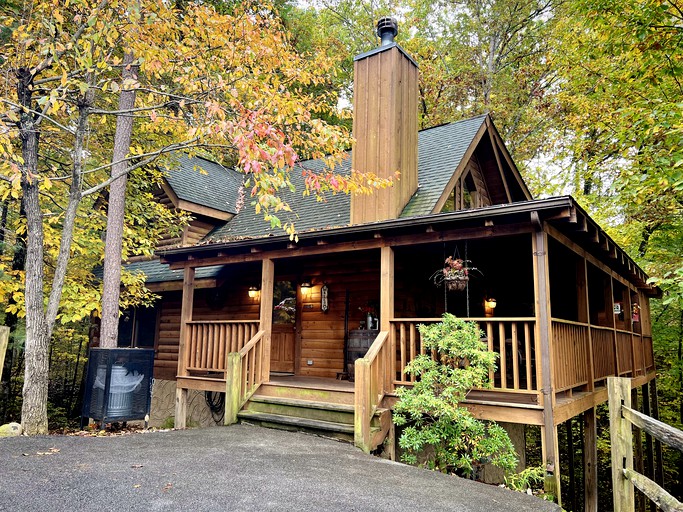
{"left": 248, "top": 286, "right": 259, "bottom": 298}
{"left": 300, "top": 280, "right": 312, "bottom": 292}
{"left": 484, "top": 298, "right": 497, "bottom": 317}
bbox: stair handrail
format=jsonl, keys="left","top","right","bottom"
{"left": 608, "top": 376, "right": 683, "bottom": 511}
{"left": 225, "top": 329, "right": 266, "bottom": 425}
{"left": 354, "top": 330, "right": 390, "bottom": 453}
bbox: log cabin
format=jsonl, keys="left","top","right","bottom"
{"left": 117, "top": 18, "right": 660, "bottom": 509}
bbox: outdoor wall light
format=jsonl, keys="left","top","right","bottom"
{"left": 484, "top": 298, "right": 497, "bottom": 317}
{"left": 248, "top": 286, "right": 259, "bottom": 298}
{"left": 300, "top": 280, "right": 312, "bottom": 292}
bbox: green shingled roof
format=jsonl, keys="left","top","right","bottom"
{"left": 125, "top": 259, "right": 224, "bottom": 283}
{"left": 401, "top": 115, "right": 487, "bottom": 217}
{"left": 206, "top": 154, "right": 353, "bottom": 241}
{"left": 207, "top": 115, "right": 488, "bottom": 241}
{"left": 163, "top": 153, "right": 244, "bottom": 215}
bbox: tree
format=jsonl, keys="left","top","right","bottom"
{"left": 393, "top": 314, "right": 518, "bottom": 477}
{"left": 0, "top": 0, "right": 371, "bottom": 434}
{"left": 99, "top": 51, "right": 138, "bottom": 349}
{"left": 298, "top": 0, "right": 559, "bottom": 163}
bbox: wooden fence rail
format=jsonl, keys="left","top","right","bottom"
{"left": 608, "top": 377, "right": 683, "bottom": 512}
{"left": 224, "top": 329, "right": 266, "bottom": 425}
{"left": 354, "top": 330, "right": 390, "bottom": 453}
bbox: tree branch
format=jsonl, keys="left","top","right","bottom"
{"left": 0, "top": 98, "right": 75, "bottom": 134}
{"left": 30, "top": 0, "right": 111, "bottom": 76}
{"left": 79, "top": 139, "right": 206, "bottom": 197}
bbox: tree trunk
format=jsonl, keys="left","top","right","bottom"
{"left": 18, "top": 67, "right": 49, "bottom": 435}
{"left": 18, "top": 66, "right": 94, "bottom": 434}
{"left": 100, "top": 52, "right": 138, "bottom": 349}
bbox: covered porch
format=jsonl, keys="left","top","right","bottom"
{"left": 159, "top": 198, "right": 657, "bottom": 501}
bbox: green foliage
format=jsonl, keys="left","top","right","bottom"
{"left": 393, "top": 314, "right": 518, "bottom": 477}
{"left": 505, "top": 465, "right": 545, "bottom": 493}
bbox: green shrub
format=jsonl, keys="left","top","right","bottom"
{"left": 393, "top": 313, "right": 518, "bottom": 477}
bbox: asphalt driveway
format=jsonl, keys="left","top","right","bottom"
{"left": 0, "top": 424, "right": 559, "bottom": 511}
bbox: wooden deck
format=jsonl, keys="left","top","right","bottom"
{"left": 267, "top": 375, "right": 354, "bottom": 392}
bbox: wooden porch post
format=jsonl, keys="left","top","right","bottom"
{"left": 175, "top": 265, "right": 195, "bottom": 429}
{"left": 380, "top": 245, "right": 394, "bottom": 393}
{"left": 584, "top": 407, "right": 598, "bottom": 512}
{"left": 532, "top": 225, "right": 561, "bottom": 505}
{"left": 580, "top": 258, "right": 595, "bottom": 391}
{"left": 380, "top": 246, "right": 394, "bottom": 331}
{"left": 610, "top": 277, "right": 620, "bottom": 375}
{"left": 260, "top": 258, "right": 274, "bottom": 382}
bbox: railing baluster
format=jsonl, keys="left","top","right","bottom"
{"left": 400, "top": 323, "right": 406, "bottom": 382}
{"left": 499, "top": 323, "right": 507, "bottom": 389}
{"left": 487, "top": 322, "right": 494, "bottom": 384}
{"left": 200, "top": 324, "right": 207, "bottom": 369}
{"left": 512, "top": 322, "right": 519, "bottom": 390}
{"left": 525, "top": 322, "right": 532, "bottom": 390}
{"left": 207, "top": 323, "right": 215, "bottom": 369}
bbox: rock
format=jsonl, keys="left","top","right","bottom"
{"left": 0, "top": 422, "right": 22, "bottom": 437}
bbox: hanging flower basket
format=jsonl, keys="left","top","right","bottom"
{"left": 432, "top": 256, "right": 479, "bottom": 292}
{"left": 445, "top": 276, "right": 469, "bottom": 291}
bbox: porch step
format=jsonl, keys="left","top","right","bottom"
{"left": 242, "top": 396, "right": 354, "bottom": 424}
{"left": 237, "top": 410, "right": 355, "bottom": 443}
{"left": 255, "top": 381, "right": 354, "bottom": 405}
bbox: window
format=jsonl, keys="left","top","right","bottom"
{"left": 117, "top": 307, "right": 157, "bottom": 348}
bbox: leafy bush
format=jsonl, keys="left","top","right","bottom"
{"left": 393, "top": 313, "right": 518, "bottom": 477}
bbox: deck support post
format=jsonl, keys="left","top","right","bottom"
{"left": 174, "top": 266, "right": 195, "bottom": 429}
{"left": 567, "top": 417, "right": 577, "bottom": 512}
{"left": 649, "top": 379, "right": 664, "bottom": 487}
{"left": 641, "top": 383, "right": 656, "bottom": 512}
{"left": 354, "top": 358, "right": 371, "bottom": 452}
{"left": 175, "top": 387, "right": 187, "bottom": 429}
{"left": 632, "top": 388, "right": 645, "bottom": 512}
{"left": 584, "top": 407, "right": 598, "bottom": 512}
{"left": 608, "top": 376, "right": 635, "bottom": 512}
{"left": 532, "top": 224, "right": 561, "bottom": 504}
{"left": 260, "top": 259, "right": 274, "bottom": 383}
{"left": 225, "top": 353, "right": 241, "bottom": 425}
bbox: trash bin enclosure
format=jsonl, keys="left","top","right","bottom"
{"left": 82, "top": 348, "right": 154, "bottom": 424}
{"left": 346, "top": 329, "right": 378, "bottom": 381}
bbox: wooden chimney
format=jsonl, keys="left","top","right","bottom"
{"left": 350, "top": 17, "right": 419, "bottom": 224}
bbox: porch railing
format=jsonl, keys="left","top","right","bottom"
{"left": 644, "top": 336, "right": 654, "bottom": 372}
{"left": 225, "top": 329, "right": 266, "bottom": 424}
{"left": 551, "top": 319, "right": 590, "bottom": 392}
{"left": 354, "top": 330, "right": 390, "bottom": 453}
{"left": 185, "top": 320, "right": 259, "bottom": 374}
{"left": 390, "top": 318, "right": 538, "bottom": 393}
{"left": 591, "top": 325, "right": 617, "bottom": 380}
{"left": 617, "top": 330, "right": 634, "bottom": 376}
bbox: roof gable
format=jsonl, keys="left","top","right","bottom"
{"left": 162, "top": 154, "right": 244, "bottom": 219}
{"left": 401, "top": 114, "right": 532, "bottom": 218}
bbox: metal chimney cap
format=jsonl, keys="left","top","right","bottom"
{"left": 377, "top": 17, "right": 398, "bottom": 46}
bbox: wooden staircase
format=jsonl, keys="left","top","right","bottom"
{"left": 237, "top": 378, "right": 391, "bottom": 449}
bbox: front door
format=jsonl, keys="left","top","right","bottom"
{"left": 270, "top": 281, "right": 296, "bottom": 373}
